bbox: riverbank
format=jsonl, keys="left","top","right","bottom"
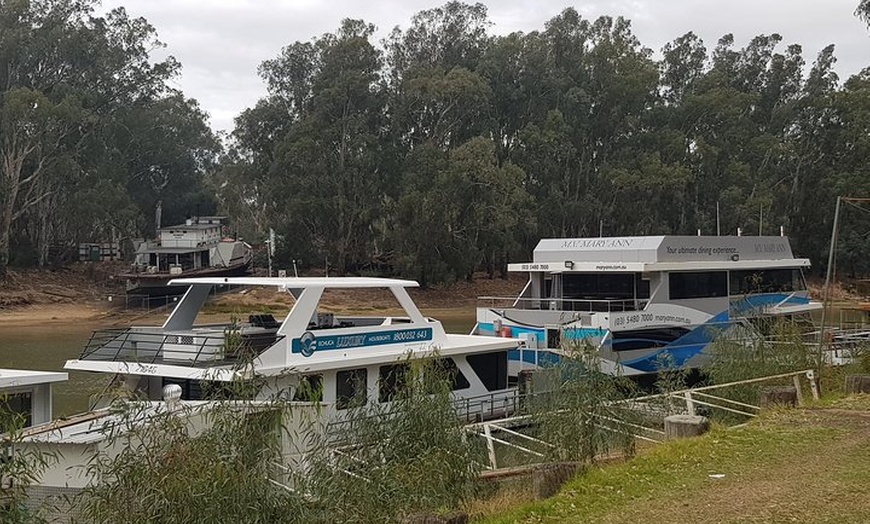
{"left": 0, "top": 264, "right": 528, "bottom": 325}
{"left": 479, "top": 396, "right": 870, "bottom": 523}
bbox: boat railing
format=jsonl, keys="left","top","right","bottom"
{"left": 477, "top": 296, "right": 646, "bottom": 313}
{"left": 79, "top": 328, "right": 283, "bottom": 368}
{"left": 453, "top": 389, "right": 523, "bottom": 423}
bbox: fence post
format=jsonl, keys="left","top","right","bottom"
{"left": 792, "top": 374, "right": 804, "bottom": 405}
{"left": 806, "top": 370, "right": 820, "bottom": 401}
{"left": 483, "top": 424, "right": 498, "bottom": 470}
{"left": 683, "top": 391, "right": 696, "bottom": 416}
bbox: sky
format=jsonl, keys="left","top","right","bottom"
{"left": 99, "top": 0, "right": 870, "bottom": 134}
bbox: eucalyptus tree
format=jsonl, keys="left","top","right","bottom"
{"left": 385, "top": 1, "right": 493, "bottom": 150}
{"left": 0, "top": 0, "right": 215, "bottom": 273}
{"left": 654, "top": 32, "right": 813, "bottom": 237}
{"left": 508, "top": 10, "right": 659, "bottom": 238}
{"left": 819, "top": 71, "right": 870, "bottom": 276}
{"left": 246, "top": 19, "right": 390, "bottom": 273}
{"left": 392, "top": 137, "right": 533, "bottom": 283}
{"left": 858, "top": 0, "right": 870, "bottom": 26}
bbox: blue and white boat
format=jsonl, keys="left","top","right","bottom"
{"left": 473, "top": 236, "right": 821, "bottom": 376}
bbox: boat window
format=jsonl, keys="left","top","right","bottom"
{"left": 163, "top": 378, "right": 210, "bottom": 400}
{"left": 436, "top": 358, "right": 470, "bottom": 390}
{"left": 547, "top": 328, "right": 562, "bottom": 350}
{"left": 467, "top": 352, "right": 508, "bottom": 392}
{"left": 378, "top": 363, "right": 410, "bottom": 403}
{"left": 336, "top": 368, "right": 368, "bottom": 410}
{"left": 562, "top": 274, "right": 635, "bottom": 300}
{"left": 378, "top": 359, "right": 470, "bottom": 402}
{"left": 729, "top": 269, "right": 803, "bottom": 295}
{"left": 636, "top": 274, "right": 650, "bottom": 299}
{"left": 292, "top": 374, "right": 323, "bottom": 402}
{"left": 669, "top": 271, "right": 728, "bottom": 299}
{"left": 1, "top": 391, "right": 32, "bottom": 427}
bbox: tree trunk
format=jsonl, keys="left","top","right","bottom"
{"left": 0, "top": 178, "right": 19, "bottom": 279}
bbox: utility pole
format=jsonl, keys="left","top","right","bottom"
{"left": 816, "top": 196, "right": 870, "bottom": 375}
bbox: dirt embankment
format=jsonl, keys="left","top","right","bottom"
{"left": 0, "top": 264, "right": 528, "bottom": 325}
{"left": 0, "top": 263, "right": 127, "bottom": 325}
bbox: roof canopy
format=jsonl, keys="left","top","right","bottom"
{"left": 0, "top": 369, "right": 68, "bottom": 388}
{"left": 167, "top": 276, "right": 420, "bottom": 289}
{"left": 533, "top": 236, "right": 797, "bottom": 263}
{"left": 508, "top": 236, "right": 811, "bottom": 272}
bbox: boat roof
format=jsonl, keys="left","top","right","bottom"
{"left": 0, "top": 369, "right": 67, "bottom": 388}
{"left": 509, "top": 235, "right": 811, "bottom": 272}
{"left": 167, "top": 276, "right": 420, "bottom": 288}
{"left": 138, "top": 246, "right": 207, "bottom": 255}
{"left": 20, "top": 400, "right": 293, "bottom": 445}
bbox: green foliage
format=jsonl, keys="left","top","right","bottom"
{"left": 77, "top": 401, "right": 303, "bottom": 524}
{"left": 0, "top": 0, "right": 217, "bottom": 274}
{"left": 705, "top": 318, "right": 815, "bottom": 410}
{"left": 219, "top": 4, "right": 870, "bottom": 283}
{"left": 302, "top": 356, "right": 485, "bottom": 523}
{"left": 4, "top": 1, "right": 870, "bottom": 281}
{"left": 707, "top": 319, "right": 815, "bottom": 385}
{"left": 652, "top": 352, "right": 691, "bottom": 415}
{"left": 72, "top": 355, "right": 486, "bottom": 523}
{"left": 0, "top": 401, "right": 55, "bottom": 524}
{"left": 528, "top": 342, "right": 637, "bottom": 464}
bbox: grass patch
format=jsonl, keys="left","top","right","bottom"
{"left": 478, "top": 401, "right": 870, "bottom": 523}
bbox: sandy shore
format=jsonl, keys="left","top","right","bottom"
{"left": 0, "top": 303, "right": 109, "bottom": 326}
{"left": 0, "top": 301, "right": 179, "bottom": 328}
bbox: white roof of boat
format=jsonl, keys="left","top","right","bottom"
{"left": 167, "top": 276, "right": 420, "bottom": 288}
{"left": 508, "top": 235, "right": 811, "bottom": 272}
{"left": 21, "top": 400, "right": 288, "bottom": 445}
{"left": 0, "top": 369, "right": 67, "bottom": 388}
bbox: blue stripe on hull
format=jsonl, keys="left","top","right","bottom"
{"left": 490, "top": 292, "right": 808, "bottom": 373}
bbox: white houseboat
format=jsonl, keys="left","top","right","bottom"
{"left": 474, "top": 235, "right": 821, "bottom": 376}
{"left": 120, "top": 216, "right": 252, "bottom": 297}
{"left": 66, "top": 276, "right": 518, "bottom": 418}
{"left": 15, "top": 277, "right": 519, "bottom": 516}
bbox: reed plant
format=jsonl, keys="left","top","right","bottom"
{"left": 527, "top": 341, "right": 638, "bottom": 464}
{"left": 0, "top": 402, "right": 55, "bottom": 524}
{"left": 301, "top": 355, "right": 485, "bottom": 523}
{"left": 75, "top": 399, "right": 302, "bottom": 524}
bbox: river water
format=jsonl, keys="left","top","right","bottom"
{"left": 0, "top": 311, "right": 477, "bottom": 417}
{"left": 0, "top": 322, "right": 107, "bottom": 416}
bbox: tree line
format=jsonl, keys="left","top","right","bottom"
{"left": 2, "top": 0, "right": 869, "bottom": 284}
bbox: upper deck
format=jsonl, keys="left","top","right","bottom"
{"left": 67, "top": 277, "right": 516, "bottom": 381}
{"left": 486, "top": 235, "right": 817, "bottom": 318}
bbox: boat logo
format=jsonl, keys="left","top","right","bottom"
{"left": 299, "top": 331, "right": 317, "bottom": 357}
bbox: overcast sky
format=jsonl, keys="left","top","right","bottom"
{"left": 99, "top": 0, "right": 870, "bottom": 134}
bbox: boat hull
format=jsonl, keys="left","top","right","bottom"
{"left": 122, "top": 262, "right": 251, "bottom": 297}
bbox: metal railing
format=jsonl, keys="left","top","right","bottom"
{"left": 453, "top": 390, "right": 521, "bottom": 423}
{"left": 478, "top": 296, "right": 646, "bottom": 313}
{"left": 79, "top": 328, "right": 283, "bottom": 368}
{"left": 466, "top": 369, "right": 820, "bottom": 471}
